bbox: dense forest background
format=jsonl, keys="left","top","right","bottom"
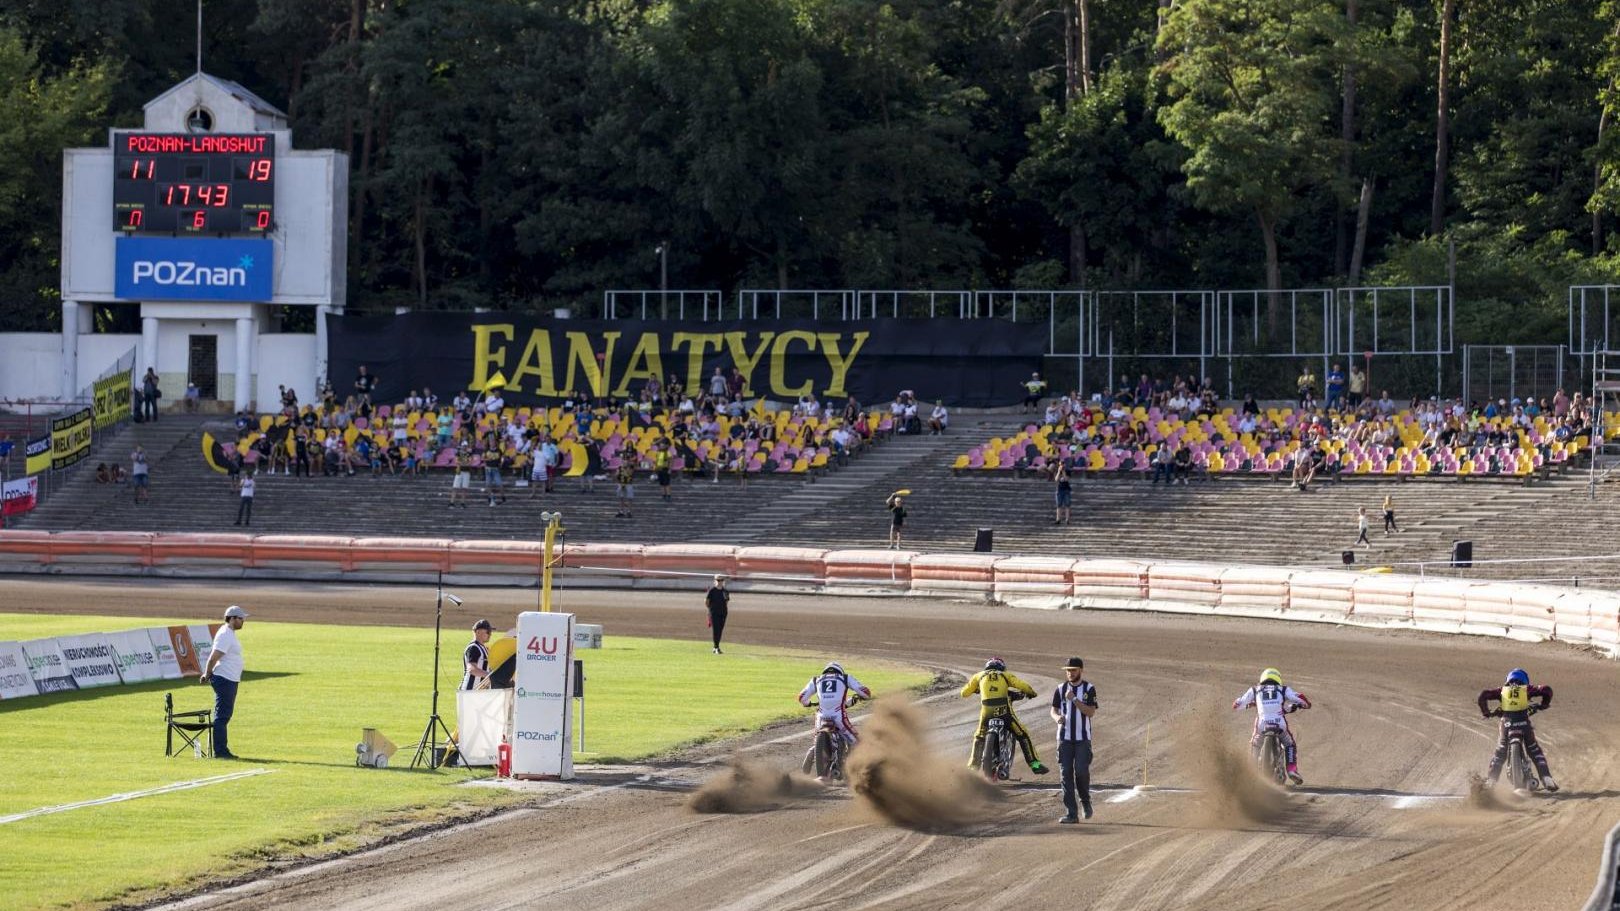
{"left": 5, "top": 0, "right": 1620, "bottom": 344}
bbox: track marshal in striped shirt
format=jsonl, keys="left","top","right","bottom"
{"left": 1050, "top": 656, "right": 1098, "bottom": 823}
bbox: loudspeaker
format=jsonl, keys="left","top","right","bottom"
{"left": 973, "top": 528, "right": 994, "bottom": 553}
{"left": 1342, "top": 550, "right": 1354, "bottom": 565}
{"left": 1452, "top": 540, "right": 1473, "bottom": 568}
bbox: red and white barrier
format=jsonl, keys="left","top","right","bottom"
{"left": 2, "top": 531, "right": 1616, "bottom": 657}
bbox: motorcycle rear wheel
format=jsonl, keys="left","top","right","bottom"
{"left": 815, "top": 731, "right": 838, "bottom": 779}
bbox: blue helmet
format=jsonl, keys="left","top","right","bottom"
{"left": 1506, "top": 668, "right": 1529, "bottom": 686}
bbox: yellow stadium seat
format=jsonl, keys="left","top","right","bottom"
{"left": 951, "top": 455, "right": 969, "bottom": 469}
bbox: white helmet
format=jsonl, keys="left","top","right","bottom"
{"left": 823, "top": 662, "right": 844, "bottom": 676}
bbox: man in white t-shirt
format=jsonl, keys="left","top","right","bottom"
{"left": 234, "top": 472, "right": 255, "bottom": 526}
{"left": 200, "top": 605, "right": 249, "bottom": 759}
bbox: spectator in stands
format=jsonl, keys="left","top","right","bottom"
{"left": 1022, "top": 373, "right": 1047, "bottom": 413}
{"left": 234, "top": 469, "right": 255, "bottom": 526}
{"left": 904, "top": 396, "right": 921, "bottom": 435}
{"left": 1382, "top": 494, "right": 1399, "bottom": 535}
{"left": 614, "top": 460, "right": 636, "bottom": 518}
{"left": 1354, "top": 506, "right": 1372, "bottom": 549}
{"left": 886, "top": 492, "right": 907, "bottom": 549}
{"left": 1325, "top": 363, "right": 1346, "bottom": 410}
{"left": 1173, "top": 442, "right": 1193, "bottom": 485}
{"left": 96, "top": 463, "right": 111, "bottom": 484}
{"left": 353, "top": 365, "right": 378, "bottom": 404}
{"left": 1052, "top": 462, "right": 1072, "bottom": 525}
{"left": 184, "top": 381, "right": 200, "bottom": 412}
{"left": 930, "top": 400, "right": 950, "bottom": 436}
{"left": 1376, "top": 390, "right": 1396, "bottom": 416}
{"left": 423, "top": 387, "right": 438, "bottom": 410}
{"left": 1296, "top": 364, "right": 1318, "bottom": 407}
{"left": 450, "top": 445, "right": 472, "bottom": 506}
{"left": 1348, "top": 364, "right": 1367, "bottom": 408}
{"left": 293, "top": 432, "right": 311, "bottom": 478}
{"left": 653, "top": 440, "right": 674, "bottom": 501}
{"left": 483, "top": 445, "right": 506, "bottom": 507}
{"left": 141, "top": 368, "right": 161, "bottom": 422}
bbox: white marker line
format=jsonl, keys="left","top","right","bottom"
{"left": 0, "top": 769, "right": 272, "bottom": 825}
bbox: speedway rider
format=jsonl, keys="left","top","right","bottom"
{"left": 1478, "top": 668, "right": 1558, "bottom": 792}
{"left": 961, "top": 657, "right": 1049, "bottom": 777}
{"left": 1232, "top": 667, "right": 1311, "bottom": 784}
{"left": 798, "top": 662, "right": 871, "bottom": 773}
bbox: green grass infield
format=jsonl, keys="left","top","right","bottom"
{"left": 0, "top": 612, "right": 930, "bottom": 910}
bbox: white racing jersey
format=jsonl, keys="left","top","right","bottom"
{"left": 799, "top": 672, "right": 871, "bottom": 718}
{"left": 1233, "top": 682, "right": 1309, "bottom": 726}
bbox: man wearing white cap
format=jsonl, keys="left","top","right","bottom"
{"left": 200, "top": 605, "right": 249, "bottom": 758}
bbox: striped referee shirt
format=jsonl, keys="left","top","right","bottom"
{"left": 1052, "top": 680, "right": 1097, "bottom": 742}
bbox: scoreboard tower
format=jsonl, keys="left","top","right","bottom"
{"left": 59, "top": 73, "right": 347, "bottom": 410}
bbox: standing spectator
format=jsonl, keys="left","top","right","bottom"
{"left": 705, "top": 575, "right": 730, "bottom": 655}
{"left": 1052, "top": 463, "right": 1072, "bottom": 525}
{"left": 141, "top": 368, "right": 162, "bottom": 422}
{"left": 293, "top": 432, "right": 311, "bottom": 478}
{"left": 581, "top": 438, "right": 601, "bottom": 493}
{"left": 614, "top": 460, "right": 636, "bottom": 518}
{"left": 131, "top": 444, "right": 150, "bottom": 504}
{"left": 708, "top": 367, "right": 728, "bottom": 399}
{"left": 199, "top": 605, "right": 248, "bottom": 759}
{"left": 450, "top": 445, "right": 472, "bottom": 507}
{"left": 654, "top": 442, "right": 673, "bottom": 502}
{"left": 462, "top": 619, "right": 493, "bottom": 690}
{"left": 1050, "top": 657, "right": 1098, "bottom": 823}
{"left": 1382, "top": 494, "right": 1399, "bottom": 535}
{"left": 1325, "top": 363, "right": 1345, "bottom": 410}
{"left": 1022, "top": 373, "right": 1048, "bottom": 413}
{"left": 1348, "top": 364, "right": 1367, "bottom": 408}
{"left": 1355, "top": 506, "right": 1371, "bottom": 548}
{"left": 185, "top": 381, "right": 201, "bottom": 413}
{"left": 1295, "top": 365, "right": 1318, "bottom": 407}
{"left": 353, "top": 365, "right": 378, "bottom": 404}
{"left": 234, "top": 470, "right": 256, "bottom": 526}
{"left": 484, "top": 449, "right": 505, "bottom": 507}
{"left": 886, "top": 492, "right": 907, "bottom": 549}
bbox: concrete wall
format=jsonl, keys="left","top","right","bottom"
{"left": 0, "top": 334, "right": 64, "bottom": 402}
{"left": 256, "top": 333, "right": 318, "bottom": 408}
{"left": 76, "top": 334, "right": 139, "bottom": 393}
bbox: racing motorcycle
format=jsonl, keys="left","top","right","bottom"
{"left": 803, "top": 695, "right": 863, "bottom": 781}
{"left": 1253, "top": 703, "right": 1302, "bottom": 787}
{"left": 979, "top": 691, "right": 1027, "bottom": 782}
{"left": 1496, "top": 705, "right": 1548, "bottom": 794}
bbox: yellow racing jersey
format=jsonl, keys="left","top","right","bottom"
{"left": 1499, "top": 684, "right": 1530, "bottom": 713}
{"left": 961, "top": 669, "right": 1038, "bottom": 707}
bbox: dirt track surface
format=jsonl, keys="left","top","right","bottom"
{"left": 10, "top": 577, "right": 1620, "bottom": 911}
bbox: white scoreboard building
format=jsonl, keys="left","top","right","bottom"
{"left": 0, "top": 73, "right": 346, "bottom": 410}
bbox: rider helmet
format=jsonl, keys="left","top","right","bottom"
{"left": 1258, "top": 667, "right": 1283, "bottom": 686}
{"left": 823, "top": 662, "right": 844, "bottom": 676}
{"left": 984, "top": 657, "right": 1006, "bottom": 672}
{"left": 1505, "top": 668, "right": 1529, "bottom": 686}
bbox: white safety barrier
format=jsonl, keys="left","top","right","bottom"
{"left": 2, "top": 531, "right": 1618, "bottom": 659}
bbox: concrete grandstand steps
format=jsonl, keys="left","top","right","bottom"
{"left": 692, "top": 428, "right": 971, "bottom": 543}
{"left": 9, "top": 414, "right": 216, "bottom": 531}
{"left": 749, "top": 469, "right": 1580, "bottom": 572}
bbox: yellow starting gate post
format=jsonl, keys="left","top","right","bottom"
{"left": 539, "top": 512, "right": 564, "bottom": 612}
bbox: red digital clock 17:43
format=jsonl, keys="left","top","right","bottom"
{"left": 112, "top": 132, "right": 275, "bottom": 234}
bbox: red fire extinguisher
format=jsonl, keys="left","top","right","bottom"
{"left": 497, "top": 742, "right": 512, "bottom": 778}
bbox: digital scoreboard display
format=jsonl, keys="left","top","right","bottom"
{"left": 112, "top": 133, "right": 275, "bottom": 234}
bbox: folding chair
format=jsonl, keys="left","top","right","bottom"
{"left": 165, "top": 692, "right": 213, "bottom": 758}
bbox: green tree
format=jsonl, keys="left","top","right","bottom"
{"left": 1157, "top": 0, "right": 1347, "bottom": 324}
{"left": 0, "top": 28, "right": 113, "bottom": 330}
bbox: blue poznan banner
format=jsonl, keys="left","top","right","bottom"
{"left": 114, "top": 237, "right": 272, "bottom": 302}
